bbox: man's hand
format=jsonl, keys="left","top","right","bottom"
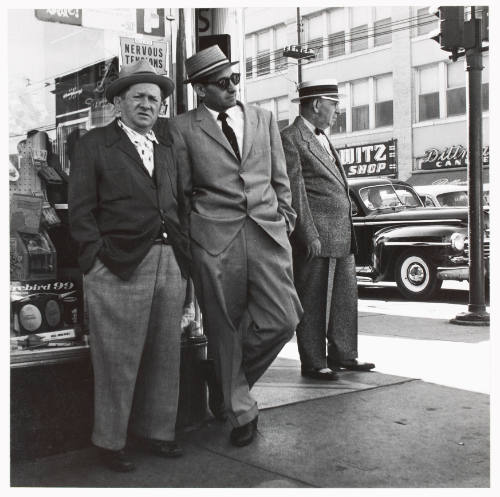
{"left": 306, "top": 239, "right": 321, "bottom": 260}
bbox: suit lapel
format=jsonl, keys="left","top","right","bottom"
{"left": 325, "top": 134, "right": 349, "bottom": 190}
{"left": 297, "top": 118, "right": 345, "bottom": 185}
{"left": 241, "top": 103, "right": 256, "bottom": 163}
{"left": 195, "top": 104, "right": 237, "bottom": 159}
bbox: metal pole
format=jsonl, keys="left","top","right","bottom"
{"left": 451, "top": 12, "right": 489, "bottom": 325}
{"left": 297, "top": 8, "right": 302, "bottom": 84}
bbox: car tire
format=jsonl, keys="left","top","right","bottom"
{"left": 394, "top": 250, "right": 442, "bottom": 300}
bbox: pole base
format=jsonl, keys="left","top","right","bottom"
{"left": 450, "top": 311, "right": 490, "bottom": 326}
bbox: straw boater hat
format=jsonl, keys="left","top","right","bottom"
{"left": 183, "top": 45, "right": 239, "bottom": 84}
{"left": 105, "top": 59, "right": 175, "bottom": 102}
{"left": 291, "top": 79, "right": 343, "bottom": 103}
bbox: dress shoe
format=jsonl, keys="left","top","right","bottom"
{"left": 200, "top": 359, "right": 227, "bottom": 421}
{"left": 99, "top": 448, "right": 136, "bottom": 472}
{"left": 148, "top": 439, "right": 183, "bottom": 458}
{"left": 301, "top": 367, "right": 339, "bottom": 381}
{"left": 329, "top": 359, "right": 375, "bottom": 371}
{"left": 230, "top": 416, "right": 258, "bottom": 447}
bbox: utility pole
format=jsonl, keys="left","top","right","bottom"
{"left": 296, "top": 8, "right": 302, "bottom": 84}
{"left": 451, "top": 6, "right": 489, "bottom": 325}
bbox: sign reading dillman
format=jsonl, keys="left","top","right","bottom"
{"left": 120, "top": 37, "right": 168, "bottom": 74}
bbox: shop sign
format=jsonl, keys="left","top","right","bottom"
{"left": 136, "top": 9, "right": 165, "bottom": 37}
{"left": 419, "top": 145, "right": 489, "bottom": 169}
{"left": 54, "top": 58, "right": 119, "bottom": 116}
{"left": 35, "top": 9, "right": 82, "bottom": 26}
{"left": 337, "top": 139, "right": 397, "bottom": 178}
{"left": 120, "top": 38, "right": 168, "bottom": 74}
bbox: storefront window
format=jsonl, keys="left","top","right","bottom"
{"left": 416, "top": 7, "right": 437, "bottom": 36}
{"left": 331, "top": 83, "right": 346, "bottom": 134}
{"left": 257, "top": 30, "right": 271, "bottom": 77}
{"left": 446, "top": 62, "right": 466, "bottom": 117}
{"left": 351, "top": 79, "right": 369, "bottom": 131}
{"left": 418, "top": 65, "right": 440, "bottom": 121}
{"left": 306, "top": 15, "right": 324, "bottom": 61}
{"left": 350, "top": 7, "right": 369, "bottom": 52}
{"left": 375, "top": 74, "right": 393, "bottom": 127}
{"left": 328, "top": 8, "right": 346, "bottom": 58}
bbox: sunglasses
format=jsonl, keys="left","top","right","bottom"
{"left": 204, "top": 73, "right": 241, "bottom": 90}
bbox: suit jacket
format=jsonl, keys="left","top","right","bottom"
{"left": 68, "top": 119, "right": 191, "bottom": 280}
{"left": 165, "top": 102, "right": 296, "bottom": 256}
{"left": 280, "top": 116, "right": 357, "bottom": 257}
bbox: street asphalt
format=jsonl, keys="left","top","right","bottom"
{"left": 10, "top": 298, "right": 491, "bottom": 490}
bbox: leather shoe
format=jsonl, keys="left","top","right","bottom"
{"left": 301, "top": 367, "right": 339, "bottom": 381}
{"left": 99, "top": 448, "right": 136, "bottom": 472}
{"left": 329, "top": 359, "right": 375, "bottom": 371}
{"left": 200, "top": 359, "right": 227, "bottom": 421}
{"left": 148, "top": 440, "right": 183, "bottom": 458}
{"left": 230, "top": 416, "right": 258, "bottom": 447}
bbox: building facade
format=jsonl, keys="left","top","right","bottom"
{"left": 243, "top": 6, "right": 489, "bottom": 185}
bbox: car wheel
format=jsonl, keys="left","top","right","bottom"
{"left": 394, "top": 250, "right": 442, "bottom": 300}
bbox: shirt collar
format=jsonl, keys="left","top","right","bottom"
{"left": 203, "top": 102, "right": 242, "bottom": 122}
{"left": 301, "top": 116, "right": 330, "bottom": 136}
{"left": 118, "top": 119, "right": 159, "bottom": 144}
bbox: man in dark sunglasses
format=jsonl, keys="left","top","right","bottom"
{"left": 162, "top": 45, "right": 302, "bottom": 448}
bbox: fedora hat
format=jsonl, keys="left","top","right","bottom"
{"left": 106, "top": 59, "right": 175, "bottom": 102}
{"left": 291, "top": 79, "right": 343, "bottom": 103}
{"left": 184, "top": 45, "right": 239, "bottom": 84}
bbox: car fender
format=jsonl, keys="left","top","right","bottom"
{"left": 372, "top": 224, "right": 466, "bottom": 279}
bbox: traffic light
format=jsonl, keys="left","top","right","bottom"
{"left": 429, "top": 6, "right": 464, "bottom": 53}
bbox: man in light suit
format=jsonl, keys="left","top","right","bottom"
{"left": 168, "top": 45, "right": 302, "bottom": 447}
{"left": 69, "top": 60, "right": 191, "bottom": 471}
{"left": 281, "top": 80, "right": 375, "bottom": 380}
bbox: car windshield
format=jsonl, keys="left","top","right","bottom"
{"left": 359, "top": 184, "right": 422, "bottom": 211}
{"left": 436, "top": 191, "right": 468, "bottom": 207}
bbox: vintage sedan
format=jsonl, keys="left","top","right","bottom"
{"left": 349, "top": 177, "right": 490, "bottom": 300}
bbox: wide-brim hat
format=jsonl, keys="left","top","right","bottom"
{"left": 106, "top": 59, "right": 175, "bottom": 102}
{"left": 291, "top": 79, "right": 343, "bottom": 103}
{"left": 183, "top": 45, "right": 239, "bottom": 84}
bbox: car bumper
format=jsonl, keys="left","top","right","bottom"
{"left": 437, "top": 262, "right": 489, "bottom": 281}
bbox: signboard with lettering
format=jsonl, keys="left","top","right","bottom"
{"left": 120, "top": 38, "right": 168, "bottom": 74}
{"left": 136, "top": 9, "right": 165, "bottom": 37}
{"left": 54, "top": 58, "right": 119, "bottom": 116}
{"left": 35, "top": 9, "right": 82, "bottom": 26}
{"left": 337, "top": 139, "right": 397, "bottom": 178}
{"left": 419, "top": 145, "right": 489, "bottom": 169}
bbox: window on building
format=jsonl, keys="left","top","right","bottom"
{"left": 275, "top": 25, "right": 287, "bottom": 71}
{"left": 375, "top": 74, "right": 393, "bottom": 127}
{"left": 276, "top": 96, "right": 289, "bottom": 130}
{"left": 446, "top": 62, "right": 466, "bottom": 117}
{"left": 350, "top": 7, "right": 369, "bottom": 52}
{"left": 257, "top": 30, "right": 271, "bottom": 77}
{"left": 331, "top": 83, "right": 346, "bottom": 134}
{"left": 416, "top": 7, "right": 437, "bottom": 36}
{"left": 351, "top": 79, "right": 369, "bottom": 131}
{"left": 306, "top": 15, "right": 324, "bottom": 61}
{"left": 418, "top": 65, "right": 440, "bottom": 121}
{"left": 328, "top": 8, "right": 346, "bottom": 58}
{"left": 245, "top": 36, "right": 254, "bottom": 79}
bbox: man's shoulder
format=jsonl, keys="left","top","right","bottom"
{"left": 280, "top": 118, "right": 301, "bottom": 139}
{"left": 171, "top": 109, "right": 197, "bottom": 125}
{"left": 77, "top": 121, "right": 114, "bottom": 147}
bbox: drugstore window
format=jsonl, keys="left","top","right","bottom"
{"left": 8, "top": 8, "right": 173, "bottom": 362}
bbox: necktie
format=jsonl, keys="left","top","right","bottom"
{"left": 314, "top": 127, "right": 334, "bottom": 159}
{"left": 218, "top": 112, "right": 241, "bottom": 161}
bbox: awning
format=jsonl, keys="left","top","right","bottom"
{"left": 406, "top": 167, "right": 489, "bottom": 186}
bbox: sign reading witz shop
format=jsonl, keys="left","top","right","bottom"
{"left": 120, "top": 38, "right": 168, "bottom": 74}
{"left": 337, "top": 139, "right": 397, "bottom": 178}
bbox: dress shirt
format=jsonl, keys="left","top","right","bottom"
{"left": 117, "top": 119, "right": 158, "bottom": 176}
{"left": 204, "top": 103, "right": 244, "bottom": 157}
{"left": 301, "top": 116, "right": 333, "bottom": 158}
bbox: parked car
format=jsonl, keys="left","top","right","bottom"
{"left": 349, "top": 177, "right": 490, "bottom": 300}
{"left": 414, "top": 184, "right": 490, "bottom": 208}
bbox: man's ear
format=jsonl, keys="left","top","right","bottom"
{"left": 113, "top": 96, "right": 121, "bottom": 110}
{"left": 312, "top": 98, "right": 321, "bottom": 114}
{"left": 193, "top": 83, "right": 206, "bottom": 99}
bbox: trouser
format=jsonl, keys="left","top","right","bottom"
{"left": 191, "top": 218, "right": 302, "bottom": 427}
{"left": 294, "top": 253, "right": 358, "bottom": 370}
{"left": 84, "top": 244, "right": 186, "bottom": 451}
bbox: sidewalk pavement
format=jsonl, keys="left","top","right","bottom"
{"left": 11, "top": 310, "right": 490, "bottom": 488}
